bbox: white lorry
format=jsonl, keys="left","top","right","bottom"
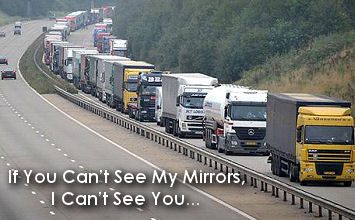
{"left": 96, "top": 56, "right": 131, "bottom": 102}
{"left": 72, "top": 49, "right": 98, "bottom": 88}
{"left": 203, "top": 84, "right": 268, "bottom": 155}
{"left": 62, "top": 46, "right": 84, "bottom": 82}
{"left": 109, "top": 39, "right": 128, "bottom": 57}
{"left": 161, "top": 73, "right": 218, "bottom": 137}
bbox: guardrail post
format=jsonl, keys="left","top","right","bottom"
{"left": 264, "top": 183, "right": 268, "bottom": 192}
{"left": 253, "top": 178, "right": 257, "bottom": 188}
{"left": 309, "top": 201, "right": 313, "bottom": 213}
{"left": 260, "top": 181, "right": 264, "bottom": 191}
{"left": 291, "top": 194, "right": 295, "bottom": 205}
{"left": 300, "top": 198, "right": 304, "bottom": 209}
{"left": 318, "top": 206, "right": 322, "bottom": 217}
{"left": 209, "top": 159, "right": 212, "bottom": 167}
{"left": 275, "top": 188, "right": 279, "bottom": 198}
{"left": 283, "top": 191, "right": 287, "bottom": 201}
{"left": 328, "top": 210, "right": 332, "bottom": 220}
{"left": 338, "top": 214, "right": 342, "bottom": 220}
{"left": 250, "top": 177, "right": 254, "bottom": 186}
{"left": 272, "top": 186, "right": 275, "bottom": 196}
{"left": 220, "top": 164, "right": 223, "bottom": 172}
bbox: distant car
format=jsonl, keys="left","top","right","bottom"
{"left": 14, "top": 29, "right": 21, "bottom": 35}
{"left": 0, "top": 56, "right": 8, "bottom": 65}
{"left": 1, "top": 69, "right": 16, "bottom": 80}
{"left": 0, "top": 31, "right": 5, "bottom": 37}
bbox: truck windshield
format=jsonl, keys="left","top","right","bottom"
{"left": 140, "top": 85, "right": 156, "bottom": 96}
{"left": 125, "top": 83, "right": 137, "bottom": 92}
{"left": 182, "top": 96, "right": 204, "bottom": 109}
{"left": 230, "top": 105, "right": 266, "bottom": 121}
{"left": 305, "top": 126, "right": 354, "bottom": 145}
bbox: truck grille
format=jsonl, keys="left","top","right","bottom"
{"left": 234, "top": 127, "right": 266, "bottom": 140}
{"left": 308, "top": 149, "right": 351, "bottom": 162}
{"left": 315, "top": 162, "right": 343, "bottom": 176}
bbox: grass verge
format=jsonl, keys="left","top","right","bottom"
{"left": 0, "top": 11, "right": 20, "bottom": 26}
{"left": 19, "top": 34, "right": 78, "bottom": 94}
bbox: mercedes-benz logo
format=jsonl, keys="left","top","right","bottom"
{"left": 248, "top": 129, "right": 255, "bottom": 136}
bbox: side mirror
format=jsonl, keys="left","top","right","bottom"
{"left": 296, "top": 129, "right": 302, "bottom": 143}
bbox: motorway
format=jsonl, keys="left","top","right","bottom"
{"left": 66, "top": 25, "right": 355, "bottom": 212}
{"left": 0, "top": 21, "right": 256, "bottom": 219}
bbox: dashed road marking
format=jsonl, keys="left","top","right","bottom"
{"left": 31, "top": 191, "right": 36, "bottom": 195}
{"left": 36, "top": 131, "right": 40, "bottom": 133}
{"left": 51, "top": 143, "right": 55, "bottom": 146}
{"left": 78, "top": 165, "right": 84, "bottom": 169}
{"left": 49, "top": 211, "right": 55, "bottom": 216}
{"left": 109, "top": 188, "right": 115, "bottom": 191}
{"left": 136, "top": 207, "right": 143, "bottom": 212}
{"left": 40, "top": 134, "right": 44, "bottom": 137}
{"left": 24, "top": 183, "right": 28, "bottom": 187}
{"left": 45, "top": 139, "right": 50, "bottom": 142}
{"left": 40, "top": 200, "right": 45, "bottom": 204}
{"left": 70, "top": 159, "right": 75, "bottom": 163}
{"left": 0, "top": 156, "right": 4, "bottom": 159}
{"left": 63, "top": 154, "right": 68, "bottom": 157}
{"left": 6, "top": 163, "right": 10, "bottom": 167}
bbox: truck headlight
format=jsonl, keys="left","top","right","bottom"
{"left": 187, "top": 115, "right": 193, "bottom": 120}
{"left": 231, "top": 141, "right": 238, "bottom": 146}
{"left": 304, "top": 168, "right": 313, "bottom": 172}
{"left": 141, "top": 110, "right": 147, "bottom": 113}
{"left": 182, "top": 123, "right": 187, "bottom": 129}
{"left": 346, "top": 169, "right": 354, "bottom": 173}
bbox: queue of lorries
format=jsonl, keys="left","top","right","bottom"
{"left": 42, "top": 11, "right": 355, "bottom": 187}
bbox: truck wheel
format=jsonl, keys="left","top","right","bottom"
{"left": 159, "top": 118, "right": 164, "bottom": 127}
{"left": 289, "top": 163, "right": 298, "bottom": 182}
{"left": 217, "top": 144, "right": 224, "bottom": 153}
{"left": 178, "top": 127, "right": 185, "bottom": 138}
{"left": 300, "top": 180, "right": 308, "bottom": 186}
{"left": 343, "top": 181, "right": 352, "bottom": 187}
{"left": 121, "top": 103, "right": 125, "bottom": 114}
{"left": 172, "top": 121, "right": 178, "bottom": 136}
{"left": 271, "top": 156, "right": 276, "bottom": 175}
{"left": 225, "top": 150, "right": 232, "bottom": 155}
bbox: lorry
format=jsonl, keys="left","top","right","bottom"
{"left": 50, "top": 42, "right": 69, "bottom": 74}
{"left": 127, "top": 71, "right": 163, "bottom": 121}
{"left": 101, "top": 36, "right": 116, "bottom": 53}
{"left": 95, "top": 56, "right": 131, "bottom": 102}
{"left": 266, "top": 93, "right": 354, "bottom": 186}
{"left": 203, "top": 85, "right": 268, "bottom": 155}
{"left": 110, "top": 39, "right": 128, "bottom": 57}
{"left": 104, "top": 60, "right": 154, "bottom": 113}
{"left": 72, "top": 49, "right": 98, "bottom": 89}
{"left": 14, "top": 22, "right": 21, "bottom": 35}
{"left": 96, "top": 32, "right": 111, "bottom": 52}
{"left": 61, "top": 46, "right": 85, "bottom": 82}
{"left": 155, "top": 87, "right": 163, "bottom": 126}
{"left": 161, "top": 73, "right": 218, "bottom": 137}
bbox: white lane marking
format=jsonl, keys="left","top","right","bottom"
{"left": 28, "top": 123, "right": 31, "bottom": 126}
{"left": 31, "top": 127, "right": 35, "bottom": 129}
{"left": 36, "top": 131, "right": 39, "bottom": 133}
{"left": 63, "top": 154, "right": 68, "bottom": 157}
{"left": 24, "top": 183, "right": 28, "bottom": 187}
{"left": 70, "top": 159, "right": 75, "bottom": 163}
{"left": 136, "top": 207, "right": 143, "bottom": 212}
{"left": 49, "top": 211, "right": 55, "bottom": 216}
{"left": 51, "top": 143, "right": 55, "bottom": 146}
{"left": 40, "top": 200, "right": 45, "bottom": 204}
{"left": 20, "top": 117, "right": 24, "bottom": 120}
{"left": 45, "top": 139, "right": 50, "bottom": 142}
{"left": 40, "top": 134, "right": 44, "bottom": 137}
{"left": 14, "top": 111, "right": 18, "bottom": 114}
{"left": 109, "top": 188, "right": 115, "bottom": 191}
{"left": 17, "top": 114, "right": 21, "bottom": 117}
{"left": 0, "top": 156, "right": 4, "bottom": 159}
{"left": 57, "top": 148, "right": 62, "bottom": 152}
{"left": 6, "top": 163, "right": 10, "bottom": 167}
{"left": 24, "top": 120, "right": 27, "bottom": 123}
{"left": 31, "top": 191, "right": 36, "bottom": 195}
{"left": 17, "top": 57, "right": 256, "bottom": 220}
{"left": 78, "top": 165, "right": 84, "bottom": 169}
{"left": 150, "top": 218, "right": 157, "bottom": 220}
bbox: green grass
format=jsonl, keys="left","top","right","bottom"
{"left": 19, "top": 34, "right": 78, "bottom": 94}
{"left": 236, "top": 30, "right": 355, "bottom": 116}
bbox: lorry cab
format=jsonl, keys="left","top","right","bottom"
{"left": 267, "top": 93, "right": 354, "bottom": 186}
{"left": 296, "top": 107, "right": 354, "bottom": 184}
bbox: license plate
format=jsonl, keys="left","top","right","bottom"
{"left": 324, "top": 171, "right": 335, "bottom": 175}
{"left": 246, "top": 141, "right": 257, "bottom": 146}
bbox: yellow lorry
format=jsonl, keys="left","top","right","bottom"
{"left": 105, "top": 60, "right": 155, "bottom": 113}
{"left": 267, "top": 93, "right": 354, "bottom": 186}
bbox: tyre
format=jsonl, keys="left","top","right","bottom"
{"left": 178, "top": 127, "right": 185, "bottom": 138}
{"left": 300, "top": 180, "right": 308, "bottom": 186}
{"left": 289, "top": 163, "right": 298, "bottom": 182}
{"left": 225, "top": 150, "right": 232, "bottom": 155}
{"left": 343, "top": 181, "right": 352, "bottom": 187}
{"left": 217, "top": 143, "right": 224, "bottom": 153}
{"left": 271, "top": 156, "right": 276, "bottom": 175}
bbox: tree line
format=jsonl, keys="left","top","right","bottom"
{"left": 113, "top": 0, "right": 355, "bottom": 82}
{"left": 0, "top": 0, "right": 116, "bottom": 17}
